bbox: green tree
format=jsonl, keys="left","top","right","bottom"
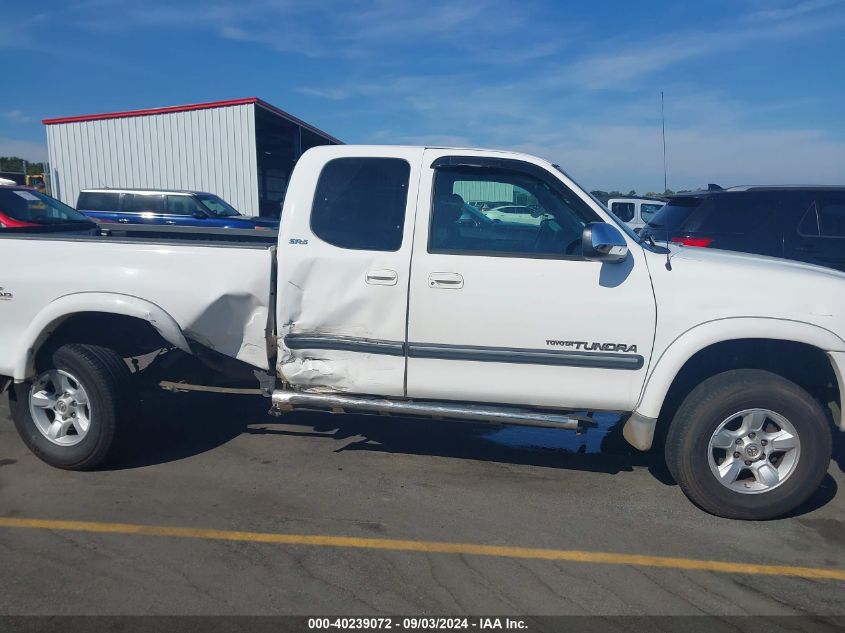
{"left": 0, "top": 156, "right": 46, "bottom": 174}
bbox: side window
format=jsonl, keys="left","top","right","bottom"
{"left": 429, "top": 166, "right": 594, "bottom": 258}
{"left": 166, "top": 195, "right": 206, "bottom": 215}
{"left": 611, "top": 202, "right": 635, "bottom": 222}
{"left": 311, "top": 158, "right": 410, "bottom": 251}
{"left": 122, "top": 194, "right": 164, "bottom": 214}
{"left": 816, "top": 196, "right": 845, "bottom": 237}
{"left": 77, "top": 192, "right": 120, "bottom": 211}
{"left": 640, "top": 203, "right": 663, "bottom": 223}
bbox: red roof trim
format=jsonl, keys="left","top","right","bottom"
{"left": 42, "top": 98, "right": 260, "bottom": 125}
{"left": 42, "top": 97, "right": 342, "bottom": 144}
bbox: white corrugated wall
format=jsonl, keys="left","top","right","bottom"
{"left": 46, "top": 103, "right": 260, "bottom": 216}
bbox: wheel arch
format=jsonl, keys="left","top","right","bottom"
{"left": 14, "top": 293, "right": 191, "bottom": 381}
{"left": 625, "top": 318, "right": 845, "bottom": 450}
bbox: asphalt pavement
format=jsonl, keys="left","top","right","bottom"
{"left": 0, "top": 389, "right": 843, "bottom": 616}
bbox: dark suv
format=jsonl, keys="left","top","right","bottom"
{"left": 641, "top": 186, "right": 845, "bottom": 271}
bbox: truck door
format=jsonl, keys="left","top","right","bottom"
{"left": 276, "top": 147, "right": 424, "bottom": 397}
{"left": 406, "top": 150, "right": 656, "bottom": 412}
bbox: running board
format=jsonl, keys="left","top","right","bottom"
{"left": 271, "top": 390, "right": 595, "bottom": 432}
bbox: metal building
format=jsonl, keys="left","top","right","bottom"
{"left": 43, "top": 97, "right": 341, "bottom": 217}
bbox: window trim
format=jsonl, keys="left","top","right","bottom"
{"left": 309, "top": 156, "right": 412, "bottom": 252}
{"left": 798, "top": 198, "right": 845, "bottom": 240}
{"left": 427, "top": 156, "right": 601, "bottom": 260}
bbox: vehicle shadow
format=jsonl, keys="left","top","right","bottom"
{"left": 115, "top": 391, "right": 673, "bottom": 484}
{"left": 115, "top": 390, "right": 841, "bottom": 516}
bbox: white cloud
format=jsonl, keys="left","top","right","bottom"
{"left": 559, "top": 9, "right": 845, "bottom": 90}
{"left": 514, "top": 124, "right": 845, "bottom": 192}
{"left": 3, "top": 110, "right": 32, "bottom": 124}
{"left": 295, "top": 87, "right": 352, "bottom": 101}
{"left": 746, "top": 0, "right": 843, "bottom": 21}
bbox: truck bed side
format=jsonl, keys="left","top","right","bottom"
{"left": 0, "top": 233, "right": 275, "bottom": 379}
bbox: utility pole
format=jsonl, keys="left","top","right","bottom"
{"left": 661, "top": 91, "right": 668, "bottom": 194}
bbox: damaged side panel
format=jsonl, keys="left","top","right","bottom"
{"left": 275, "top": 146, "right": 424, "bottom": 397}
{"left": 277, "top": 251, "right": 411, "bottom": 397}
{"left": 0, "top": 238, "right": 276, "bottom": 379}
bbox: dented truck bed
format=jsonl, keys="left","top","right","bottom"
{"left": 0, "top": 232, "right": 275, "bottom": 379}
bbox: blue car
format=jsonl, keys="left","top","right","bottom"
{"left": 76, "top": 188, "right": 279, "bottom": 230}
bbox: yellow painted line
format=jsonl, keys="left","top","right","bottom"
{"left": 0, "top": 516, "right": 843, "bottom": 581}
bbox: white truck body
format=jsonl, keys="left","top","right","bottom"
{"left": 2, "top": 144, "right": 843, "bottom": 518}
{"left": 2, "top": 144, "right": 845, "bottom": 427}
{"left": 0, "top": 236, "right": 274, "bottom": 380}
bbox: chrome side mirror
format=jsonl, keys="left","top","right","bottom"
{"left": 582, "top": 222, "right": 629, "bottom": 263}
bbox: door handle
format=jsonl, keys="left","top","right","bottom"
{"left": 366, "top": 269, "right": 398, "bottom": 286}
{"left": 118, "top": 218, "right": 129, "bottom": 223}
{"left": 165, "top": 221, "right": 176, "bottom": 225}
{"left": 428, "top": 272, "right": 464, "bottom": 289}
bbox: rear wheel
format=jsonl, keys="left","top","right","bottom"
{"left": 9, "top": 344, "right": 132, "bottom": 470}
{"left": 665, "top": 369, "right": 831, "bottom": 520}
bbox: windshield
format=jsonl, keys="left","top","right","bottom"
{"left": 197, "top": 194, "right": 241, "bottom": 217}
{"left": 551, "top": 165, "right": 643, "bottom": 243}
{"left": 0, "top": 189, "right": 94, "bottom": 226}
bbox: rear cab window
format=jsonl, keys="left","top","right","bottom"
{"left": 310, "top": 158, "right": 410, "bottom": 251}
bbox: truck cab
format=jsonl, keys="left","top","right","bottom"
{"left": 276, "top": 147, "right": 655, "bottom": 414}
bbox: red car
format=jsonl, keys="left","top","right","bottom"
{"left": 0, "top": 185, "right": 94, "bottom": 230}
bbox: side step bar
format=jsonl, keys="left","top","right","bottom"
{"left": 271, "top": 390, "right": 595, "bottom": 432}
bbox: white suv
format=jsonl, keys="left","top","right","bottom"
{"left": 607, "top": 197, "right": 665, "bottom": 232}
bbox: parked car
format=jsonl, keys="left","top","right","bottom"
{"left": 607, "top": 197, "right": 666, "bottom": 232}
{"left": 640, "top": 186, "right": 845, "bottom": 272}
{"left": 3, "top": 145, "right": 845, "bottom": 520}
{"left": 76, "top": 188, "right": 280, "bottom": 230}
{"left": 483, "top": 204, "right": 552, "bottom": 225}
{"left": 0, "top": 185, "right": 95, "bottom": 230}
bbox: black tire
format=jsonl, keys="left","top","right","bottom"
{"left": 665, "top": 369, "right": 832, "bottom": 520}
{"left": 9, "top": 344, "right": 132, "bottom": 470}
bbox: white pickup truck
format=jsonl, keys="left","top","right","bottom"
{"left": 1, "top": 145, "right": 843, "bottom": 519}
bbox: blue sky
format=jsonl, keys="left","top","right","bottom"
{"left": 2, "top": 0, "right": 844, "bottom": 191}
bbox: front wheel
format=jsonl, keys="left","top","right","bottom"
{"left": 9, "top": 344, "right": 132, "bottom": 470}
{"left": 665, "top": 369, "right": 832, "bottom": 520}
